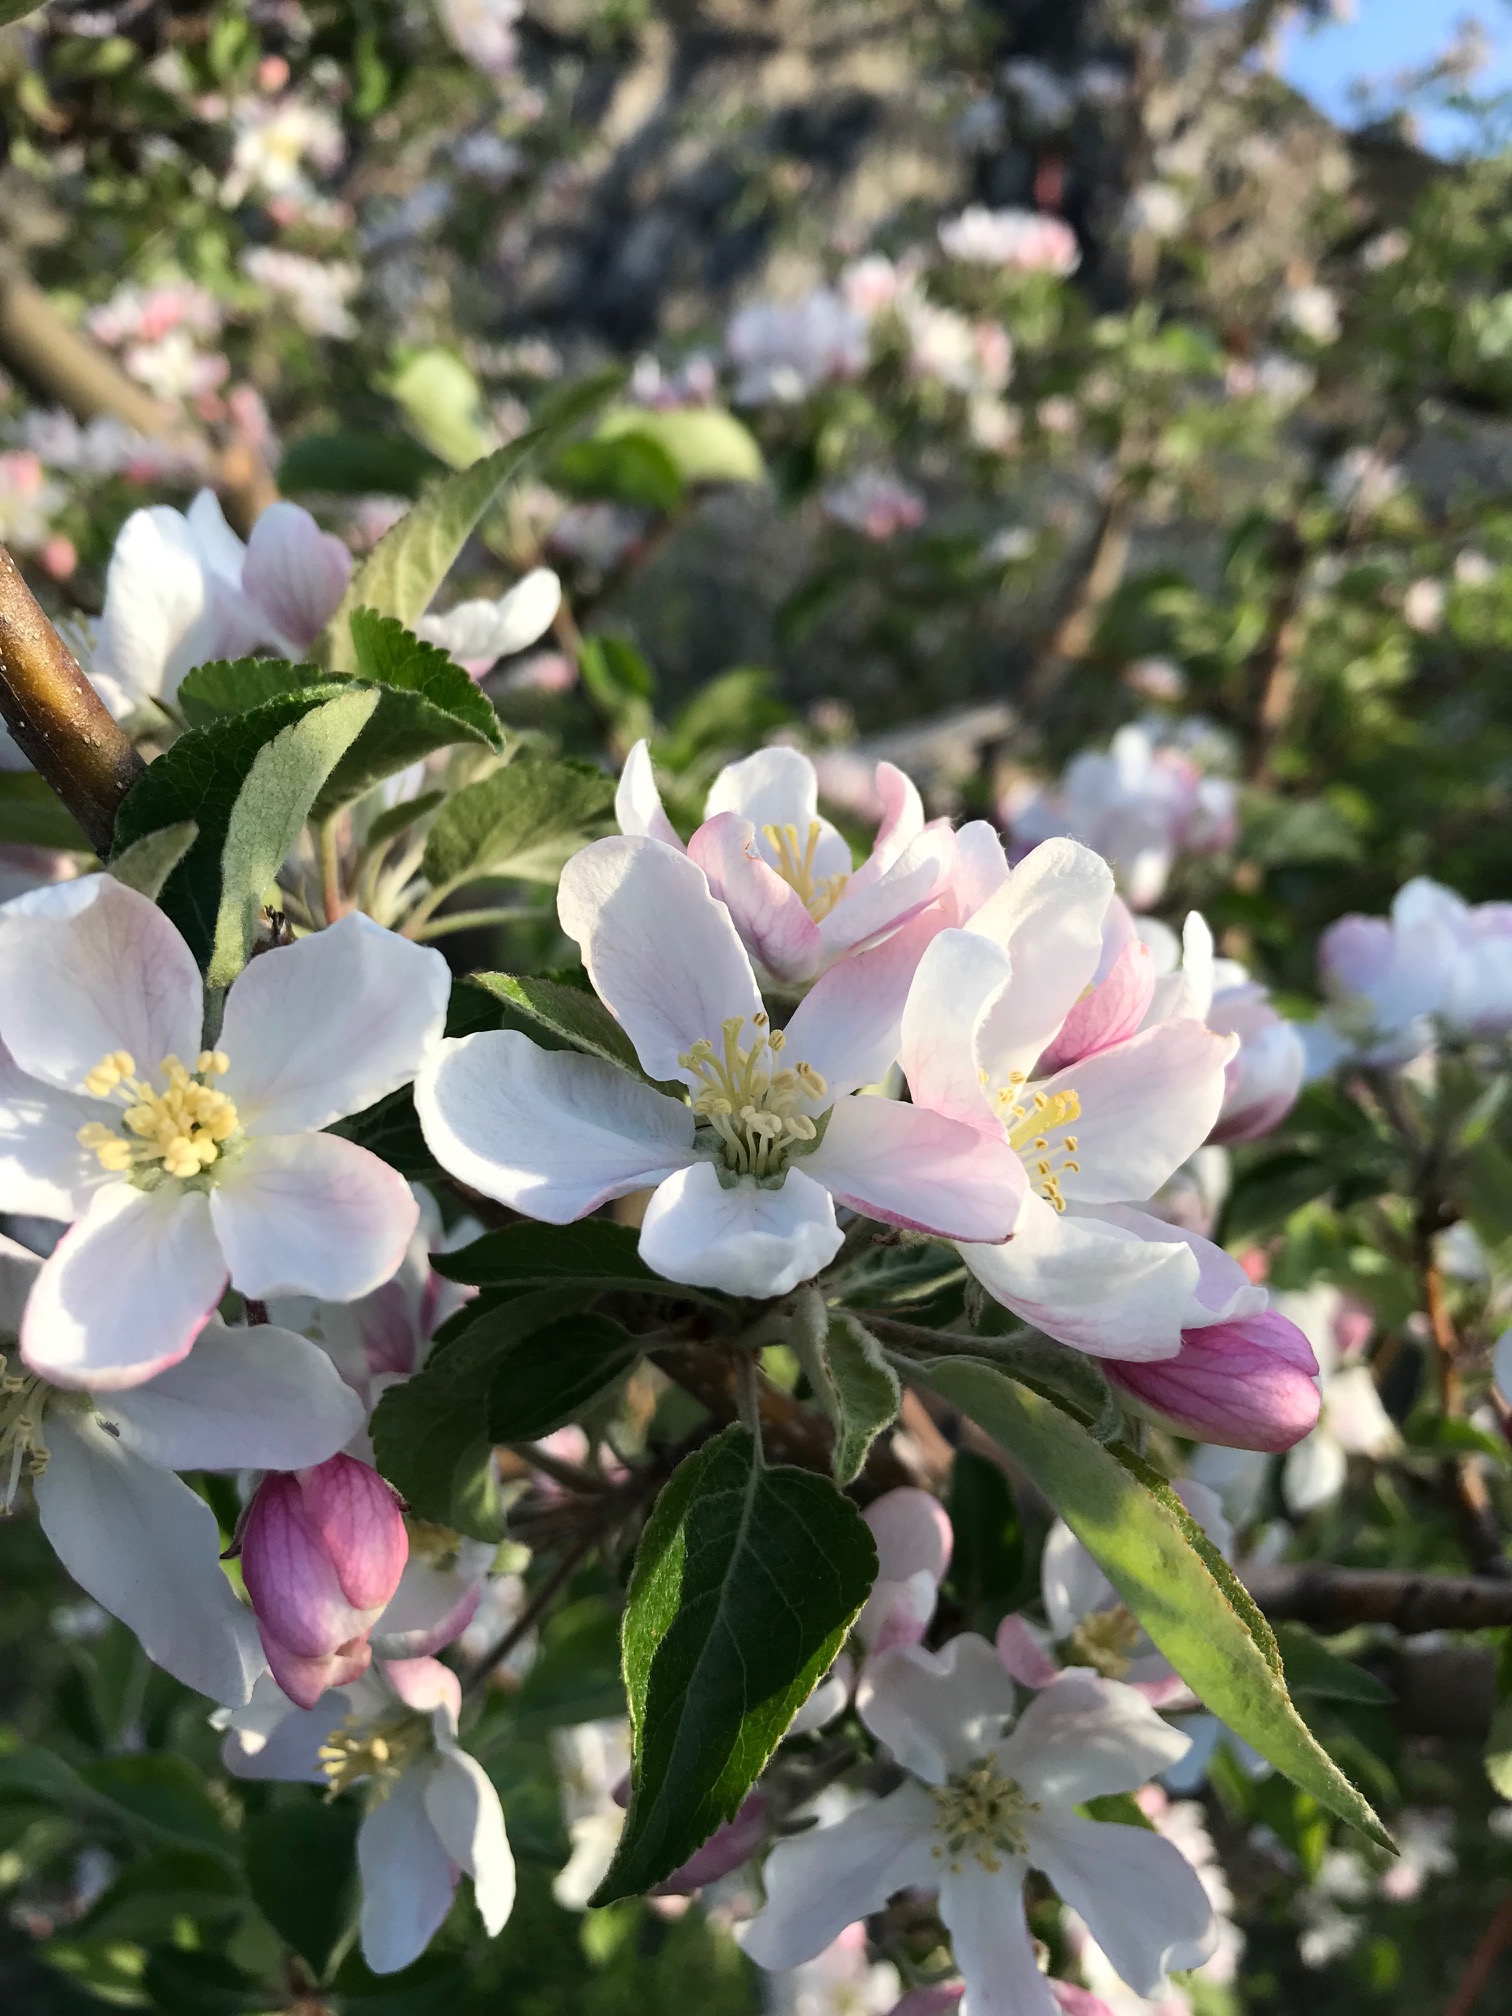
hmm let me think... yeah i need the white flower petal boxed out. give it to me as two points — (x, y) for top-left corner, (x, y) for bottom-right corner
(614, 740), (683, 849)
(687, 813), (822, 984)
(558, 837), (762, 1083)
(0, 1047), (104, 1217)
(416, 1031), (694, 1221)
(358, 1767), (459, 1974)
(36, 1410), (265, 1705)
(817, 826), (956, 963)
(186, 489), (250, 582)
(0, 875), (203, 1095)
(219, 916), (450, 1135)
(1027, 1812), (1216, 1995)
(740, 1780), (939, 1971)
(419, 569), (561, 666)
(1036, 1020), (1233, 1206)
(424, 1744), (515, 1935)
(961, 1194), (1199, 1361)
(1282, 1429), (1347, 1515)
(786, 910), (947, 1099)
(1000, 1671), (1191, 1806)
(1494, 1327), (1512, 1402)
(937, 1862), (1056, 2016)
(858, 1637), (1018, 1786)
(705, 746), (819, 833)
(211, 1133), (419, 1301)
(240, 501), (353, 650)
(91, 506), (217, 711)
(1040, 1521), (1113, 1638)
(967, 840), (1115, 1081)
(638, 1162), (841, 1298)
(22, 1183), (226, 1390)
(102, 1320), (364, 1471)
(899, 928), (1016, 1130)
(804, 1096), (1023, 1242)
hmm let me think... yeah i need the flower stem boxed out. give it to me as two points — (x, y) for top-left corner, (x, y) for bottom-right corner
(0, 543), (143, 856)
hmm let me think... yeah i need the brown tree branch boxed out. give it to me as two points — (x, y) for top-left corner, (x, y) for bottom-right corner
(0, 543), (142, 855)
(1445, 1890), (1512, 2016)
(1244, 1563), (1512, 1633)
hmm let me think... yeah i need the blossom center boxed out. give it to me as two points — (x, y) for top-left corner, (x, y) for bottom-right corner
(318, 1709), (430, 1804)
(76, 1049), (240, 1184)
(1062, 1604), (1139, 1680)
(762, 821), (849, 922)
(679, 1013), (829, 1180)
(930, 1756), (1040, 1873)
(991, 1074), (1082, 1212)
(0, 1352), (50, 1511)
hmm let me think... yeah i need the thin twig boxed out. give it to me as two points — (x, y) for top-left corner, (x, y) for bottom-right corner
(461, 1526), (599, 1694)
(504, 1444), (608, 1495)
(1444, 1889), (1512, 2016)
(1244, 1564), (1512, 1633)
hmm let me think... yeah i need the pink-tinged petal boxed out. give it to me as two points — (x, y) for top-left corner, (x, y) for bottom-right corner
(241, 501), (353, 648)
(853, 762), (926, 885)
(36, 1410), (266, 1707)
(21, 1183), (225, 1390)
(1087, 1207), (1265, 1326)
(219, 915), (450, 1135)
(302, 1455), (409, 1611)
(0, 1042), (107, 1218)
(1025, 1813), (1216, 1994)
(1107, 1309), (1320, 1452)
(653, 1791), (768, 1896)
(1038, 1020), (1235, 1206)
(687, 812), (822, 983)
(241, 1471), (377, 1663)
(966, 839), (1115, 1081)
(638, 1162), (841, 1298)
(705, 745), (819, 833)
(1001, 1669), (1191, 1806)
(786, 908), (949, 1099)
(740, 1780), (940, 1971)
(1135, 1672), (1192, 1708)
(358, 1766), (459, 1974)
(103, 1320), (364, 1471)
(416, 1031), (694, 1221)
(858, 1637), (1018, 1785)
(211, 1133), (418, 1302)
(1208, 1002), (1305, 1145)
(186, 490), (249, 582)
(818, 825), (956, 963)
(614, 739), (683, 849)
(91, 503), (264, 713)
(858, 1568), (939, 1654)
(805, 1097), (1024, 1242)
(263, 1635), (372, 1711)
(943, 820), (1010, 922)
(995, 1615), (1062, 1689)
(0, 875), (202, 1094)
(937, 1864), (1057, 2016)
(557, 837), (762, 1083)
(1036, 941), (1157, 1075)
(864, 1487), (953, 1586)
(899, 928), (1016, 1131)
(424, 1744), (515, 1933)
(961, 1194), (1198, 1361)
(383, 1654), (463, 1724)
(372, 1550), (490, 1660)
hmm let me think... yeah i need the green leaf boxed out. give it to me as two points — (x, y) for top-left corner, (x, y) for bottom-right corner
(945, 1448), (1025, 1617)
(209, 688), (379, 984)
(0, 770), (91, 851)
(596, 406), (765, 486)
(108, 820), (198, 899)
(577, 634), (656, 742)
(244, 1797), (360, 1979)
(593, 1424), (877, 1902)
(0, 1), (48, 25)
(465, 972), (650, 1078)
(420, 750), (614, 888)
(330, 1085), (440, 1183)
(553, 432), (685, 513)
(791, 1307), (900, 1486)
(910, 1359), (1392, 1849)
(387, 347), (495, 469)
(110, 685), (373, 974)
(142, 1948), (277, 2016)
(75, 1850), (244, 1945)
(176, 657), (325, 726)
(81, 1755), (237, 1859)
(279, 429), (444, 498)
(487, 1312), (640, 1442)
(435, 1217), (659, 1290)
(1273, 1624), (1394, 1706)
(362, 789), (446, 853)
(369, 1285), (596, 1537)
(325, 370), (622, 672)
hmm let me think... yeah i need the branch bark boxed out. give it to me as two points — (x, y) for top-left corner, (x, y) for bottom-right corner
(1244, 1563), (1512, 1633)
(0, 543), (142, 855)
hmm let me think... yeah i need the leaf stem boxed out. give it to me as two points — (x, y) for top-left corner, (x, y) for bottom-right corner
(735, 1352), (765, 1467)
(412, 903), (541, 943)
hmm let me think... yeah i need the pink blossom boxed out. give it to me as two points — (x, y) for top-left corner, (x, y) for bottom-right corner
(938, 206), (1080, 275)
(821, 469), (926, 541)
(1105, 1310), (1320, 1452)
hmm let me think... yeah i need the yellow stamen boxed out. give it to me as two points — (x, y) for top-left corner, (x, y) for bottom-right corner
(1062, 1604), (1140, 1680)
(930, 1757), (1040, 1873)
(678, 1015), (829, 1178)
(995, 1086), (1083, 1212)
(761, 820), (850, 922)
(76, 1050), (241, 1182)
(318, 1710), (429, 1803)
(0, 1352), (50, 1512)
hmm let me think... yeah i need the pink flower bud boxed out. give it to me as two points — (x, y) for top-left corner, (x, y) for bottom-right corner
(241, 1455), (409, 1708)
(1106, 1311), (1320, 1453)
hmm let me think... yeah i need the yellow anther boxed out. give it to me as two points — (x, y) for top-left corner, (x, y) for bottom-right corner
(930, 1758), (1040, 1873)
(76, 1047), (241, 1183)
(677, 1014), (830, 1178)
(760, 820), (851, 921)
(998, 1082), (1083, 1212)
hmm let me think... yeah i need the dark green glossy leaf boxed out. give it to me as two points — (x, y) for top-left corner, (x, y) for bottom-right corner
(486, 1312), (640, 1443)
(434, 1217), (657, 1290)
(245, 1796), (360, 1978)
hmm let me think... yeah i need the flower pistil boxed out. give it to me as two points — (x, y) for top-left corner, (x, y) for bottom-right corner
(930, 1755), (1040, 1873)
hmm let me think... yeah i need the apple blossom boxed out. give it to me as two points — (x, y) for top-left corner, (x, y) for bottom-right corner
(0, 1233), (363, 1704)
(417, 836), (1020, 1299)
(415, 565), (563, 676)
(899, 841), (1252, 1359)
(1318, 877), (1512, 1063)
(1277, 1287), (1397, 1515)
(616, 741), (958, 985)
(742, 1638), (1215, 2016)
(0, 875), (449, 1388)
(240, 1453), (409, 1708)
(995, 1482), (1230, 1707)
(726, 290), (870, 405)
(91, 489), (353, 716)
(222, 1655), (514, 1972)
(1105, 1310), (1321, 1454)
(820, 470), (927, 541)
(938, 206), (1080, 274)
(1004, 725), (1236, 911)
(765, 1921), (901, 2016)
